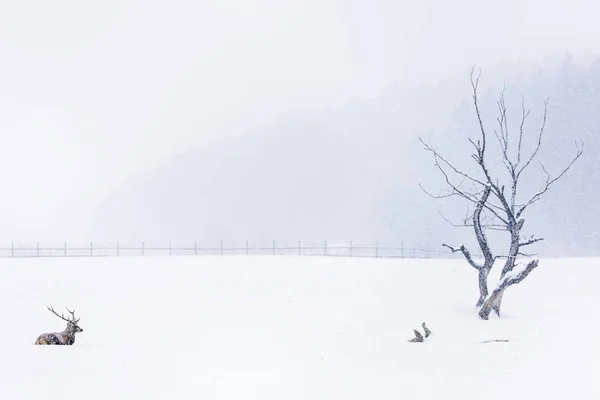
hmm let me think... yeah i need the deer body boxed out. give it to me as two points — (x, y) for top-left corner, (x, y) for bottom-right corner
(35, 306), (83, 346)
(35, 328), (78, 345)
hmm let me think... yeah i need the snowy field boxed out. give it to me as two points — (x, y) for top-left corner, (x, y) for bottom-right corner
(0, 255), (598, 399)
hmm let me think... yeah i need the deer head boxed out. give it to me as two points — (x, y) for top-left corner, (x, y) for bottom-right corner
(47, 305), (83, 333)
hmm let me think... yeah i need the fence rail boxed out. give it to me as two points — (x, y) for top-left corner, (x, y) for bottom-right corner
(0, 241), (470, 259)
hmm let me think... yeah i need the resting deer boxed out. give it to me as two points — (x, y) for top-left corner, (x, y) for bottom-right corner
(35, 306), (83, 345)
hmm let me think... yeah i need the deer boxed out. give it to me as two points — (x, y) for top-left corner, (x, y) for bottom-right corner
(34, 305), (83, 345)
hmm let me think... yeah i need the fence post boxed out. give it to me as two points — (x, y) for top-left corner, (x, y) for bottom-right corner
(401, 241), (404, 259)
(324, 240), (327, 256)
(64, 242), (67, 257)
(427, 242), (430, 258)
(220, 241), (224, 255)
(11, 242), (14, 258)
(37, 242), (40, 257)
(169, 241), (172, 256)
(90, 242), (93, 256)
(142, 242), (145, 256)
(272, 241), (276, 255)
(298, 240), (301, 256)
(349, 240), (353, 257)
(194, 241), (197, 256)
(117, 241), (119, 257)
(246, 240), (249, 255)
(375, 241), (379, 258)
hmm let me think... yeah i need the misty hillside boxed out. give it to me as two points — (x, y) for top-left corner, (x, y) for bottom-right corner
(91, 56), (599, 257)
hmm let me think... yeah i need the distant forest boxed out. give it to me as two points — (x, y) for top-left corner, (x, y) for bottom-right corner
(92, 55), (600, 257)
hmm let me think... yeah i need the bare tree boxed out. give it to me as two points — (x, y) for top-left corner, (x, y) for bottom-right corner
(420, 66), (583, 319)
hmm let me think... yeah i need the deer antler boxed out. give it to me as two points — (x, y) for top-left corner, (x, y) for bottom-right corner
(65, 307), (79, 322)
(48, 305), (77, 323)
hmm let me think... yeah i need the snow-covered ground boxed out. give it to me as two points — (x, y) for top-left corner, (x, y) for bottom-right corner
(0, 255), (598, 399)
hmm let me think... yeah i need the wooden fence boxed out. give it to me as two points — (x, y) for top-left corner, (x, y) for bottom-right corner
(0, 241), (467, 259)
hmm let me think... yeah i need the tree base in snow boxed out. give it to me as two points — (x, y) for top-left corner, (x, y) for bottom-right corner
(479, 259), (539, 320)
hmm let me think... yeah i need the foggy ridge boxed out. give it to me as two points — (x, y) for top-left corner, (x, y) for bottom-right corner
(91, 56), (600, 257)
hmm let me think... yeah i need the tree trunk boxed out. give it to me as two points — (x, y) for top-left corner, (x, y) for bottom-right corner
(492, 292), (503, 316)
(479, 259), (538, 320)
(491, 219), (523, 315)
(472, 186), (494, 307)
(479, 288), (503, 319)
(476, 267), (491, 307)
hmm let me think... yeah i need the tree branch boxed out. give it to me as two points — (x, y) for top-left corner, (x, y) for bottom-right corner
(519, 237), (544, 247)
(516, 98), (548, 179)
(516, 97), (530, 168)
(493, 89), (516, 177)
(442, 244), (482, 270)
(473, 186), (494, 263)
(516, 141), (584, 219)
(496, 259), (539, 289)
(419, 137), (509, 224)
(420, 138), (488, 187)
(463, 74), (516, 224)
(470, 65), (487, 157)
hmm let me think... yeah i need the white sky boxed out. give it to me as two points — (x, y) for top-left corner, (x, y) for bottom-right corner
(0, 0), (598, 241)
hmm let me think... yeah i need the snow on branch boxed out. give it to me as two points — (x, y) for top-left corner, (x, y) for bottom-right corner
(495, 259), (539, 291)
